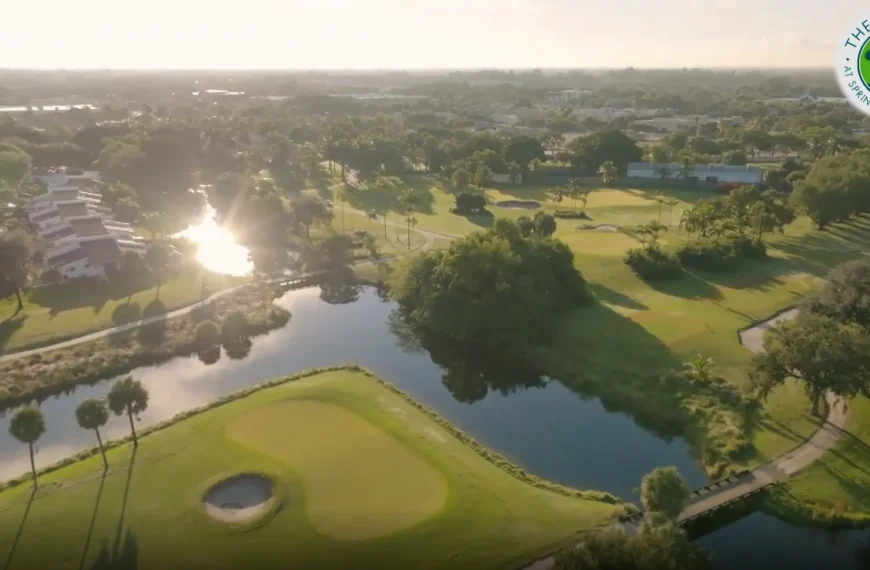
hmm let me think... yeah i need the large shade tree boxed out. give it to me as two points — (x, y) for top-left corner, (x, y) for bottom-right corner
(9, 407), (46, 485)
(389, 219), (589, 351)
(805, 259), (870, 331)
(75, 398), (110, 469)
(751, 313), (870, 415)
(107, 376), (150, 445)
(0, 230), (34, 310)
(640, 466), (690, 520)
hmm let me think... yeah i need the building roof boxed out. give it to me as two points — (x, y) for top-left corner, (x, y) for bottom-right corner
(46, 246), (87, 268)
(31, 208), (60, 223)
(55, 201), (90, 218)
(628, 162), (762, 174)
(69, 217), (109, 238)
(41, 224), (76, 241)
(79, 237), (121, 266)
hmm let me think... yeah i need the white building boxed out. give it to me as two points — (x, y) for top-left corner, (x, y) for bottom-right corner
(627, 162), (763, 185)
(33, 170), (101, 188)
(46, 235), (123, 280)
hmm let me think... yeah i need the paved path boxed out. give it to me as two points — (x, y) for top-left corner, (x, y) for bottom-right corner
(0, 219), (446, 364)
(520, 307), (850, 570)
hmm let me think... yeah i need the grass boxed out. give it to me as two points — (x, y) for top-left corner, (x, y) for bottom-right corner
(354, 175), (870, 516)
(764, 396), (870, 526)
(0, 369), (618, 570)
(228, 399), (448, 540)
(0, 267), (246, 354)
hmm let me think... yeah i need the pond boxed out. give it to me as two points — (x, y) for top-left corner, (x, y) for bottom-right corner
(0, 286), (867, 568)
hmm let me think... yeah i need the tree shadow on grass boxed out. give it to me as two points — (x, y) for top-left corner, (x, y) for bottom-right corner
(3, 485), (36, 570)
(646, 271), (723, 301)
(535, 303), (690, 440)
(588, 283), (649, 311)
(90, 449), (139, 570)
(456, 209), (494, 230)
(111, 303), (141, 327)
(0, 315), (26, 353)
(78, 471), (108, 570)
(486, 184), (553, 202)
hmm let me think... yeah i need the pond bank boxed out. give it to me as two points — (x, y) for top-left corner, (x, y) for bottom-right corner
(0, 282), (290, 410)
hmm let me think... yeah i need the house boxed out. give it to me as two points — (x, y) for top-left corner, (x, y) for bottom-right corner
(45, 235), (122, 280)
(33, 170), (101, 187)
(627, 162), (763, 185)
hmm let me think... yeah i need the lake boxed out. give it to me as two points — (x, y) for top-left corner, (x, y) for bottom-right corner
(0, 286), (867, 569)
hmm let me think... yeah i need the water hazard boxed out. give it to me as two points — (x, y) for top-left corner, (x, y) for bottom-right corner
(0, 286), (867, 568)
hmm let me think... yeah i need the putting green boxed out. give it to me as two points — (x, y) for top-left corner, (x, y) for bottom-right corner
(227, 400), (448, 539)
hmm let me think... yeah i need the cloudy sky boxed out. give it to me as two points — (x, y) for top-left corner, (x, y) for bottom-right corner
(0, 0), (860, 69)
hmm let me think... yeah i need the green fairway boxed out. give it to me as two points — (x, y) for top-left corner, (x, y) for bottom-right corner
(359, 176), (870, 515)
(227, 399), (448, 540)
(0, 267), (245, 353)
(0, 369), (617, 570)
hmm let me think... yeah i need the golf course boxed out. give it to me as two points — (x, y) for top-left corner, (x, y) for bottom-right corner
(0, 369), (618, 570)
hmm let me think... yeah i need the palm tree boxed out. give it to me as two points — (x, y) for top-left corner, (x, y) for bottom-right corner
(653, 165), (672, 181)
(677, 158), (695, 180)
(654, 192), (665, 224)
(406, 204), (417, 249)
(636, 224), (652, 250)
(107, 377), (149, 446)
(644, 221), (668, 248)
(76, 399), (110, 470)
(337, 192), (347, 235)
(682, 355), (714, 383)
(578, 189), (590, 212)
(507, 162), (522, 185)
(597, 161), (619, 185)
(663, 198), (680, 227)
(551, 190), (563, 213)
(9, 407), (45, 486)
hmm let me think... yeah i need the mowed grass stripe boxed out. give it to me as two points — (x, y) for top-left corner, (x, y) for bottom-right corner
(227, 400), (448, 540)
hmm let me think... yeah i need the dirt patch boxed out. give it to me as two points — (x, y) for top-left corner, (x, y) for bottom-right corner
(203, 473), (275, 523)
(496, 200), (541, 210)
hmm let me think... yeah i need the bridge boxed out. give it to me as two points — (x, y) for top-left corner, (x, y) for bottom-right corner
(620, 468), (777, 526)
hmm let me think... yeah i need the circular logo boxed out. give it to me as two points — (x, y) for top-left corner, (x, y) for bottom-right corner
(837, 17), (870, 115)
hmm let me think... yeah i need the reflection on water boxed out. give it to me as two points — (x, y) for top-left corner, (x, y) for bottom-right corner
(176, 205), (253, 276)
(0, 286), (864, 568)
(0, 287), (706, 501)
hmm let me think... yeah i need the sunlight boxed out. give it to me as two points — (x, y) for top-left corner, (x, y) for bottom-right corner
(177, 205), (253, 277)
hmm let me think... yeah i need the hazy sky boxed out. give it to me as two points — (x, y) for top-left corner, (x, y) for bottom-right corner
(0, 0), (861, 69)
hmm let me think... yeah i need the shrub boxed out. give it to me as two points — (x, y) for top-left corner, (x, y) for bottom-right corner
(624, 247), (682, 280)
(194, 319), (220, 348)
(731, 236), (767, 259)
(222, 310), (249, 343)
(677, 242), (742, 271)
(453, 192), (487, 214)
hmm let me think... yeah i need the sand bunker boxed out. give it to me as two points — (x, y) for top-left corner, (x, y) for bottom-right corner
(594, 224), (620, 231)
(496, 200), (541, 209)
(203, 474), (274, 523)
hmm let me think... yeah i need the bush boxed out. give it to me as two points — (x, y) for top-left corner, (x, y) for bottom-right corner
(453, 192), (487, 214)
(624, 247), (682, 280)
(678, 237), (766, 272)
(194, 319), (220, 348)
(677, 242), (742, 271)
(222, 310), (249, 343)
(731, 236), (767, 259)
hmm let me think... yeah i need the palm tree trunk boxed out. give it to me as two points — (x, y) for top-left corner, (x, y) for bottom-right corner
(407, 219), (411, 250)
(811, 391), (822, 417)
(341, 203), (345, 235)
(28, 443), (37, 486)
(95, 428), (108, 470)
(384, 212), (387, 238)
(127, 409), (138, 446)
(15, 288), (24, 310)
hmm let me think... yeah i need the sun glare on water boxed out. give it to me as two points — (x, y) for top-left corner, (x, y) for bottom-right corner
(177, 206), (253, 277)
